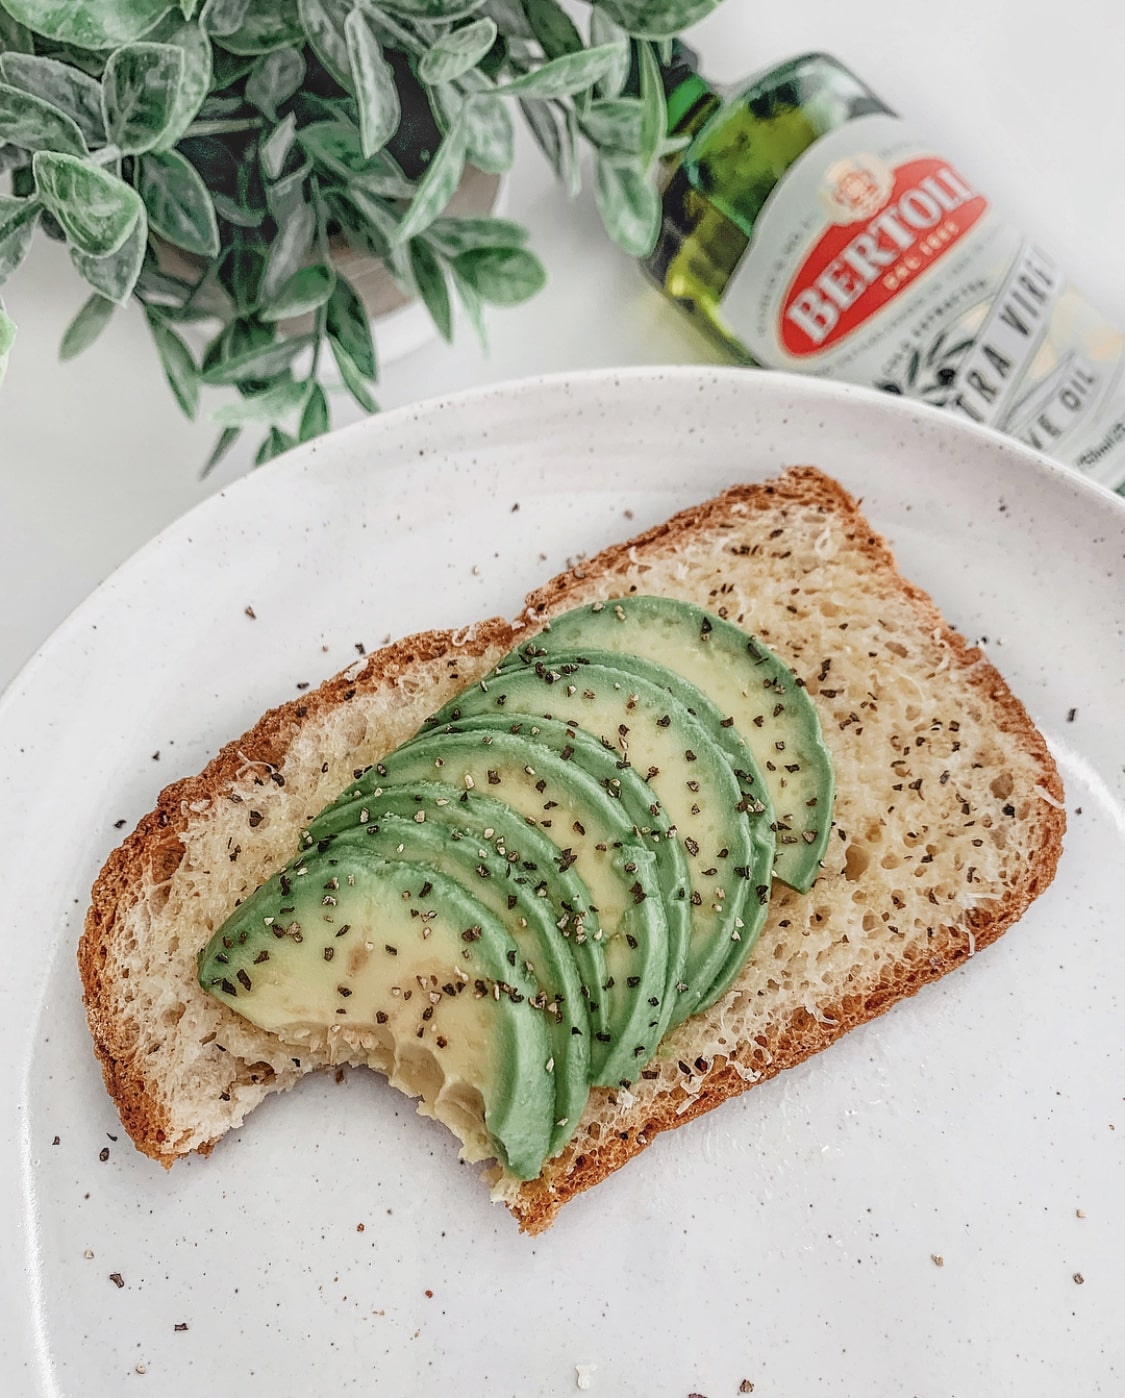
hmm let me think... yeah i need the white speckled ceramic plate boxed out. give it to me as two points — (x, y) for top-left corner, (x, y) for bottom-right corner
(3, 369), (1124, 1398)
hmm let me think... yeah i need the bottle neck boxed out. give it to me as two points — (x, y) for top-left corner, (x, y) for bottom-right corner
(664, 69), (721, 142)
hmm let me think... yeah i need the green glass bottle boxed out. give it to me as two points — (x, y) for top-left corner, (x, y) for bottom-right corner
(645, 51), (1125, 492)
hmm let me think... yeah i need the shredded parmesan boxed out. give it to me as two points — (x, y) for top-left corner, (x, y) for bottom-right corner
(1034, 784), (1066, 810)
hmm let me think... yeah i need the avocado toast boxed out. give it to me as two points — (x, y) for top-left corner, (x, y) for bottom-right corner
(80, 467), (1065, 1232)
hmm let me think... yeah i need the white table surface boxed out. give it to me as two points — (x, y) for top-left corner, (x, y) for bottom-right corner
(2, 0), (1121, 694)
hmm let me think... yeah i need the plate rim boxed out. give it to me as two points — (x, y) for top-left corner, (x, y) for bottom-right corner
(3, 365), (1123, 724)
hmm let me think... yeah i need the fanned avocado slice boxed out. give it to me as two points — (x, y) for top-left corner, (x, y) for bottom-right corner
(318, 809), (589, 1157)
(198, 857), (555, 1180)
(423, 658), (772, 1023)
(308, 779), (611, 1058)
(378, 725), (686, 1087)
(511, 597), (834, 892)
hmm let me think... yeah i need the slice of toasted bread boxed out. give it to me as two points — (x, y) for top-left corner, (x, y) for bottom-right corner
(80, 468), (1065, 1230)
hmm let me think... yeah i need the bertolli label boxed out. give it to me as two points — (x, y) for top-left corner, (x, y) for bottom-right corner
(720, 113), (1125, 488)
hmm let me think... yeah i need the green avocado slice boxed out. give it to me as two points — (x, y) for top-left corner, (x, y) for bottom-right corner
(377, 725), (686, 1087)
(308, 779), (611, 1058)
(424, 658), (771, 1023)
(318, 808), (589, 1157)
(198, 857), (555, 1180)
(512, 597), (834, 892)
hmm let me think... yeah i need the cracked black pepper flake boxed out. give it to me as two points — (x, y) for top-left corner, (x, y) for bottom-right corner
(109, 1273), (124, 1288)
(98, 1146), (109, 1162)
(174, 1322), (189, 1331)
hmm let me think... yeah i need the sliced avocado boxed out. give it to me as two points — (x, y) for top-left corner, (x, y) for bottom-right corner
(308, 778), (611, 1057)
(373, 725), (686, 1087)
(199, 857), (554, 1180)
(319, 807), (589, 1156)
(424, 658), (771, 1023)
(512, 597), (834, 892)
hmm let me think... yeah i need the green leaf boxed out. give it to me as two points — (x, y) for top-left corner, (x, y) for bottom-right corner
(0, 194), (40, 281)
(579, 97), (643, 159)
(424, 214), (527, 257)
(103, 43), (185, 154)
(562, 101), (580, 196)
(409, 237), (451, 340)
(296, 0), (350, 86)
(298, 381), (329, 440)
(418, 17), (496, 83)
(325, 270), (376, 379)
(0, 83), (87, 155)
(594, 156), (659, 255)
(255, 425), (295, 464)
(479, 0), (530, 37)
(637, 40), (665, 172)
(494, 44), (622, 98)
(201, 424), (240, 477)
(147, 14), (213, 150)
(213, 0), (302, 55)
(525, 0), (581, 58)
(0, 54), (105, 147)
(200, 0), (251, 36)
(588, 10), (628, 98)
(137, 149), (219, 256)
(519, 95), (562, 176)
(298, 121), (415, 197)
(69, 210), (147, 301)
(213, 376), (307, 425)
(245, 45), (305, 120)
(211, 191), (264, 227)
(261, 262), (335, 321)
(332, 184), (399, 253)
(0, 1), (173, 49)
(260, 110), (296, 179)
(202, 334), (314, 385)
(0, 300), (14, 386)
(448, 260), (485, 347)
(147, 309), (200, 417)
(461, 91), (512, 173)
(393, 122), (467, 245)
(377, 0), (486, 16)
(345, 9), (400, 159)
(202, 313), (271, 373)
(260, 190), (314, 301)
(59, 291), (116, 360)
(588, 0), (723, 40)
(264, 159), (308, 221)
(330, 338), (378, 412)
(0, 12), (35, 53)
(453, 244), (544, 304)
(209, 47), (255, 84)
(33, 151), (144, 255)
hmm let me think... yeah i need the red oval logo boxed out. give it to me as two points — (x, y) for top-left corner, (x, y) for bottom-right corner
(780, 158), (988, 358)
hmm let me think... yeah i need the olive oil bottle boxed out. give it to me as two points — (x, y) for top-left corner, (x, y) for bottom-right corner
(645, 51), (1125, 491)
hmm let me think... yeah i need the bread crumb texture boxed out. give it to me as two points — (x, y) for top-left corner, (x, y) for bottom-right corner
(79, 469), (1064, 1228)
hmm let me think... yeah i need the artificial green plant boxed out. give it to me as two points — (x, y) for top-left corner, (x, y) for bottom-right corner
(0, 0), (722, 466)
